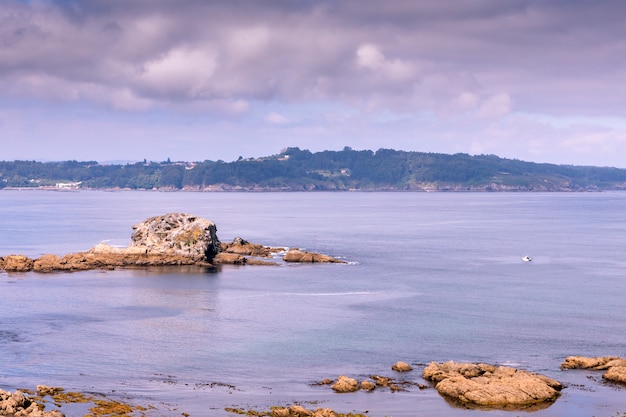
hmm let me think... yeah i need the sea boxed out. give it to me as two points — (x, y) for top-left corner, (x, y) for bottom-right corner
(1, 190), (625, 417)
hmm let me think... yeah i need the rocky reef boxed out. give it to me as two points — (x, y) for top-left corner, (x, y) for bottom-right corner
(0, 213), (345, 273)
(422, 361), (562, 410)
(561, 355), (626, 384)
(0, 387), (63, 417)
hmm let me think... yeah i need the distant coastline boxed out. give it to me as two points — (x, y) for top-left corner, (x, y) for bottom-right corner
(2, 147), (626, 192)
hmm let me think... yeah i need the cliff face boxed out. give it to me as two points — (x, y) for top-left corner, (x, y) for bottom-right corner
(129, 213), (220, 261)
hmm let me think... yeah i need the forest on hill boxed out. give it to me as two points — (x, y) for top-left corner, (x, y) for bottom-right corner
(2, 147), (626, 191)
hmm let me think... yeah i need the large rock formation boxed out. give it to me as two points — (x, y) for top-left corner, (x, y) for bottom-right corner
(129, 213), (220, 261)
(561, 355), (626, 384)
(422, 361), (562, 409)
(0, 213), (347, 273)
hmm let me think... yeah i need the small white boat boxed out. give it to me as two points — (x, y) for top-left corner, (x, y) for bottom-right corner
(522, 256), (532, 262)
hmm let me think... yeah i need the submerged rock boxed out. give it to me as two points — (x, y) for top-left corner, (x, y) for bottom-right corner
(422, 361), (562, 409)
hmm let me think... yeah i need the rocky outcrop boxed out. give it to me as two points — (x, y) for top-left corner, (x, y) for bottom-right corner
(283, 248), (346, 263)
(392, 361), (413, 372)
(1, 214), (348, 273)
(331, 376), (359, 393)
(604, 366), (626, 384)
(227, 405), (341, 417)
(0, 388), (64, 417)
(317, 370), (423, 394)
(220, 237), (282, 257)
(269, 406), (341, 417)
(560, 355), (624, 370)
(422, 361), (562, 409)
(561, 355), (626, 384)
(29, 246), (201, 272)
(130, 213), (220, 261)
(2, 255), (34, 272)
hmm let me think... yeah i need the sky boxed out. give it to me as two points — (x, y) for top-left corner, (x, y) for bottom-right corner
(1, 0), (626, 167)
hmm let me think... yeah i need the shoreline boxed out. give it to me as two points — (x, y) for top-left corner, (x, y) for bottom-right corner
(3, 358), (624, 417)
(2, 186), (624, 193)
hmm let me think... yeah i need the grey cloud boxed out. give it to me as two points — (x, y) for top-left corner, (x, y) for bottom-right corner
(1, 0), (626, 117)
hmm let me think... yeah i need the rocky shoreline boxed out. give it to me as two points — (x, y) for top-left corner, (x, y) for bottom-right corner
(3, 356), (624, 416)
(0, 213), (346, 273)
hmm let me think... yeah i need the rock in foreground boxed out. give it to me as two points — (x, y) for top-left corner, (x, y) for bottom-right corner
(0, 388), (64, 416)
(422, 361), (562, 409)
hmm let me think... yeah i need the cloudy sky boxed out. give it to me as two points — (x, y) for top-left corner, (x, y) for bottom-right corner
(1, 0), (626, 167)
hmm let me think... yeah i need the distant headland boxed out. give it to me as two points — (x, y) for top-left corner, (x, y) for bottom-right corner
(2, 147), (626, 192)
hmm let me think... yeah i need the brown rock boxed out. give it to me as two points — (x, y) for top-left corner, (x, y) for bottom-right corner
(603, 366), (626, 384)
(360, 380), (376, 391)
(562, 356), (626, 385)
(561, 355), (622, 370)
(220, 237), (280, 257)
(423, 361), (562, 409)
(271, 408), (292, 417)
(36, 385), (63, 396)
(33, 254), (63, 272)
(271, 407), (338, 417)
(311, 409), (338, 417)
(288, 405), (312, 416)
(331, 375), (359, 393)
(0, 388), (65, 417)
(3, 255), (34, 272)
(213, 252), (247, 265)
(392, 361), (413, 372)
(283, 249), (345, 263)
(370, 375), (391, 387)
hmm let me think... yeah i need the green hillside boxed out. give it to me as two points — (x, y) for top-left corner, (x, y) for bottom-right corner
(2, 147), (626, 191)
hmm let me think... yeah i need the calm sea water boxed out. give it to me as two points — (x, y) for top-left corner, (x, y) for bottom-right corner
(1, 190), (625, 417)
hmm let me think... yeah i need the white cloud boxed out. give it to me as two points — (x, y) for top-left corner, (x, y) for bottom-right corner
(2, 1), (626, 166)
(356, 44), (414, 81)
(454, 92), (480, 111)
(478, 94), (513, 119)
(265, 112), (289, 124)
(137, 47), (218, 98)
